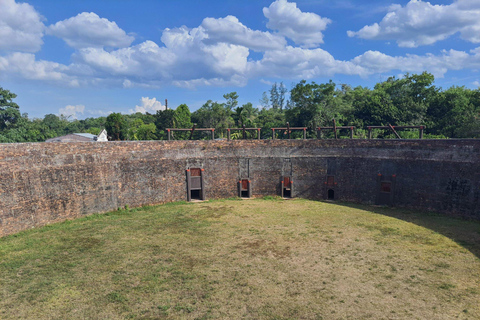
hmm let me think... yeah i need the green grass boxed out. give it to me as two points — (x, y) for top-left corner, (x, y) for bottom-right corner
(1, 199), (479, 319)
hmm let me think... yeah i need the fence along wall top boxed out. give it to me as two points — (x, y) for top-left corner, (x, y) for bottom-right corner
(165, 122), (426, 140)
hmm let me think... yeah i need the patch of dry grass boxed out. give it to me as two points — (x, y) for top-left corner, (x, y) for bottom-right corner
(1, 199), (479, 319)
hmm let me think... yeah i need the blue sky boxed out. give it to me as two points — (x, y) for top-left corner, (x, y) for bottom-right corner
(1, 0), (480, 119)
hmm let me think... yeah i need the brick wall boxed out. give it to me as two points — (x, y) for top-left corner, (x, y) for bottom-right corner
(0, 139), (478, 237)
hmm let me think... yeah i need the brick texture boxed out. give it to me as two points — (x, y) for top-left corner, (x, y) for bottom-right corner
(0, 139), (478, 237)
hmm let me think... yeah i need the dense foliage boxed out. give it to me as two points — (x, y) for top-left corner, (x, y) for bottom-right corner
(0, 72), (478, 142)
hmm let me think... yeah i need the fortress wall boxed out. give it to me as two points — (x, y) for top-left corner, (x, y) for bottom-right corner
(0, 139), (478, 237)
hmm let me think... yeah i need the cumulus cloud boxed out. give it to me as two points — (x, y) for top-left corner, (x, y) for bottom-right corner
(0, 52), (79, 86)
(245, 44), (480, 80)
(172, 75), (248, 89)
(129, 97), (165, 114)
(161, 25), (250, 85)
(263, 0), (331, 48)
(248, 46), (363, 79)
(200, 15), (286, 51)
(351, 48), (480, 78)
(3, 0), (480, 90)
(0, 0), (45, 52)
(47, 12), (134, 49)
(74, 40), (175, 78)
(59, 104), (85, 119)
(348, 0), (480, 47)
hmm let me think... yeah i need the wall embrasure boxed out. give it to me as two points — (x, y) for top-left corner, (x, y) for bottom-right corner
(0, 139), (479, 237)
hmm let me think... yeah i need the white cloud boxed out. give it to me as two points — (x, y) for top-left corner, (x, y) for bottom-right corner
(202, 42), (249, 75)
(263, 0), (331, 48)
(351, 48), (480, 78)
(473, 80), (480, 87)
(0, 0), (44, 52)
(0, 52), (79, 85)
(200, 15), (286, 51)
(71, 25), (252, 88)
(172, 74), (248, 89)
(348, 0), (480, 47)
(47, 12), (134, 49)
(246, 45), (480, 80)
(74, 40), (175, 78)
(59, 104), (85, 119)
(3, 0), (480, 90)
(248, 46), (363, 79)
(129, 97), (165, 114)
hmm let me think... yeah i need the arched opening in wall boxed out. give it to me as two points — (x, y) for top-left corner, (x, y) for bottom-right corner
(187, 168), (204, 201)
(328, 189), (335, 200)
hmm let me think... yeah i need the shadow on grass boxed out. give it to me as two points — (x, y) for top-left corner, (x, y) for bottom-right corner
(329, 201), (480, 260)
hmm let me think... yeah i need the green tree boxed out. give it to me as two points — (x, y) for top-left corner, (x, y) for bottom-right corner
(127, 118), (145, 140)
(172, 104), (193, 140)
(223, 92), (239, 111)
(260, 92), (270, 109)
(154, 109), (175, 139)
(233, 102), (258, 127)
(269, 82), (288, 110)
(192, 100), (234, 138)
(0, 87), (21, 131)
(287, 80), (346, 137)
(351, 72), (436, 138)
(427, 86), (480, 138)
(137, 123), (157, 140)
(174, 104), (193, 128)
(105, 113), (127, 140)
(42, 114), (68, 136)
(257, 108), (285, 139)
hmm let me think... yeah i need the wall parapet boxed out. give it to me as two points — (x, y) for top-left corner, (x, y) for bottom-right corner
(1, 139), (479, 237)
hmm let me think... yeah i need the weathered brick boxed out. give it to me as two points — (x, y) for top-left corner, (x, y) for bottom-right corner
(0, 139), (478, 237)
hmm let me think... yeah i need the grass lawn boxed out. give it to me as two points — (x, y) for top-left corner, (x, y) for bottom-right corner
(1, 198), (479, 319)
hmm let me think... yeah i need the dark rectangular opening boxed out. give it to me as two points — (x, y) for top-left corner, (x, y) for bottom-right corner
(188, 168), (203, 201)
(283, 189), (292, 198)
(327, 176), (334, 186)
(191, 189), (201, 200)
(381, 182), (391, 193)
(240, 179), (250, 198)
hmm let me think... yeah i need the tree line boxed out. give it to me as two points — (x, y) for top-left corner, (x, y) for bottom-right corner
(0, 72), (479, 143)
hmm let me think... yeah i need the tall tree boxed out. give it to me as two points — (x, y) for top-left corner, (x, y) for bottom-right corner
(154, 109), (175, 139)
(287, 80), (341, 132)
(278, 82), (288, 111)
(173, 104), (193, 139)
(233, 102), (259, 128)
(105, 113), (127, 140)
(0, 87), (21, 131)
(352, 72), (436, 130)
(270, 83), (279, 110)
(427, 86), (480, 138)
(174, 104), (193, 128)
(191, 100), (234, 138)
(223, 92), (239, 111)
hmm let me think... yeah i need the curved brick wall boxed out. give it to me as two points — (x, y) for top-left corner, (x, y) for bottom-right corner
(0, 139), (479, 237)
